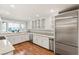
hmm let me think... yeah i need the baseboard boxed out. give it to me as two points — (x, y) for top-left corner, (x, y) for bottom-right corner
(13, 40), (30, 46)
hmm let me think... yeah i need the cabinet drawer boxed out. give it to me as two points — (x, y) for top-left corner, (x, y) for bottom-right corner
(55, 42), (78, 55)
(6, 36), (15, 45)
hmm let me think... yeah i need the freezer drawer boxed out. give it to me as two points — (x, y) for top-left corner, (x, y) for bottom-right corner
(55, 42), (78, 55)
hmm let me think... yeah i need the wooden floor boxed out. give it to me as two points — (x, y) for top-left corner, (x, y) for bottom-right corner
(14, 41), (54, 55)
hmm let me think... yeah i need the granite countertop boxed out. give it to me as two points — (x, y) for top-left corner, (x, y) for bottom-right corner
(34, 33), (55, 38)
(0, 39), (15, 55)
(0, 32), (27, 36)
(29, 31), (55, 38)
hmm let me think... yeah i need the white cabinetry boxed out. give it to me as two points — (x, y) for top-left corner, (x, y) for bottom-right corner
(33, 34), (49, 49)
(33, 34), (38, 44)
(14, 35), (22, 44)
(42, 37), (49, 49)
(7, 36), (15, 45)
(6, 33), (29, 45)
(3, 51), (14, 55)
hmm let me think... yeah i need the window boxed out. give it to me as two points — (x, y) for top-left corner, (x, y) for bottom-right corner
(1, 21), (26, 33)
(8, 23), (20, 32)
(1, 22), (7, 32)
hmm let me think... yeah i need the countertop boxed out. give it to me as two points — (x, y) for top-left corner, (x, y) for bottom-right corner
(30, 32), (55, 39)
(0, 32), (28, 36)
(0, 39), (15, 55)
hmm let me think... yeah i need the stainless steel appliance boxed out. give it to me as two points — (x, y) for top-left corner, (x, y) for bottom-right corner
(49, 38), (54, 51)
(55, 10), (79, 55)
(29, 33), (33, 42)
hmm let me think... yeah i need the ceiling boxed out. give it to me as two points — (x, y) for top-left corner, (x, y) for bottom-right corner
(0, 4), (78, 21)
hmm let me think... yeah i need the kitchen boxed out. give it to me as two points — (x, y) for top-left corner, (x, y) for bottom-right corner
(0, 4), (79, 55)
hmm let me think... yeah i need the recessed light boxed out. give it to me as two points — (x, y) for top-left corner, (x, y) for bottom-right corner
(26, 16), (31, 19)
(0, 17), (2, 21)
(26, 16), (27, 18)
(36, 14), (39, 17)
(10, 5), (15, 8)
(50, 9), (54, 13)
(28, 17), (30, 19)
(6, 11), (10, 15)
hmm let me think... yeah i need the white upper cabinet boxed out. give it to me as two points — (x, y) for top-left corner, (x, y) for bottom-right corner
(6, 33), (29, 45)
(41, 18), (45, 29)
(31, 18), (46, 30)
(29, 16), (55, 30)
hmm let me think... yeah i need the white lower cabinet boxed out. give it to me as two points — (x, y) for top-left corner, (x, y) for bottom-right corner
(33, 34), (49, 49)
(14, 35), (22, 44)
(33, 34), (38, 44)
(7, 36), (15, 45)
(42, 38), (49, 49)
(3, 51), (14, 55)
(6, 33), (29, 45)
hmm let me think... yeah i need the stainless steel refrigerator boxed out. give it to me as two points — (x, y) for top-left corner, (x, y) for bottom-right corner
(55, 10), (79, 55)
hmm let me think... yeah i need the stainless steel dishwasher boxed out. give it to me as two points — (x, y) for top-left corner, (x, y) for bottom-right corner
(49, 38), (54, 52)
(29, 33), (33, 42)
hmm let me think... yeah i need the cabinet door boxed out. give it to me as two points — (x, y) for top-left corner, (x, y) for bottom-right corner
(21, 35), (29, 42)
(14, 34), (29, 44)
(33, 34), (49, 49)
(33, 34), (38, 44)
(26, 34), (29, 40)
(42, 37), (49, 49)
(13, 35), (20, 44)
(36, 35), (42, 46)
(7, 36), (15, 45)
(37, 35), (49, 49)
(7, 34), (29, 45)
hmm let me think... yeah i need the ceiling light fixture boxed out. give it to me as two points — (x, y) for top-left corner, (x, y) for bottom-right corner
(6, 11), (10, 15)
(50, 9), (54, 13)
(10, 5), (15, 8)
(36, 14), (39, 17)
(28, 17), (30, 19)
(0, 17), (2, 21)
(26, 16), (31, 20)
